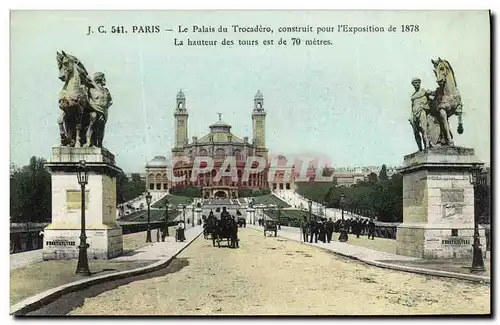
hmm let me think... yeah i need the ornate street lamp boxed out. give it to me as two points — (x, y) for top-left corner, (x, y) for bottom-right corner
(164, 198), (169, 238)
(469, 165), (486, 273)
(278, 206), (282, 230)
(182, 204), (186, 225)
(145, 192), (152, 243)
(308, 199), (312, 221)
(76, 160), (91, 276)
(339, 193), (348, 242)
(191, 205), (195, 226)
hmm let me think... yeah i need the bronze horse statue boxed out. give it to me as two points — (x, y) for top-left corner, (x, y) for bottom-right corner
(428, 58), (464, 147)
(57, 51), (110, 148)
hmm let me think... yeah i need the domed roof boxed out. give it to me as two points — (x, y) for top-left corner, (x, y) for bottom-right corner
(146, 156), (168, 167)
(209, 119), (231, 128)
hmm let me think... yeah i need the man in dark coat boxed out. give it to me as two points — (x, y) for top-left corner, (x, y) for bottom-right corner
(301, 218), (309, 242)
(318, 220), (326, 243)
(368, 219), (376, 240)
(354, 219), (361, 238)
(326, 218), (334, 243)
(230, 216), (239, 248)
(221, 206), (230, 220)
(161, 227), (167, 242)
(334, 220), (340, 233)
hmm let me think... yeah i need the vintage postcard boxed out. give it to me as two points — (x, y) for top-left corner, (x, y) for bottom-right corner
(9, 10), (491, 316)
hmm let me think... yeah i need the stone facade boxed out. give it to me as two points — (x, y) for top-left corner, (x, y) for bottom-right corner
(396, 147), (485, 260)
(147, 90), (270, 199)
(145, 156), (170, 192)
(43, 147), (123, 260)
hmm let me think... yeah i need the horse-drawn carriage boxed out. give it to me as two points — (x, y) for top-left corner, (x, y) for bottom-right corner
(264, 220), (278, 237)
(212, 218), (239, 248)
(203, 214), (239, 248)
(237, 217), (246, 228)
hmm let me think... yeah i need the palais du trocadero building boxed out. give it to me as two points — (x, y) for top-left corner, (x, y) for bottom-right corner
(144, 90), (296, 199)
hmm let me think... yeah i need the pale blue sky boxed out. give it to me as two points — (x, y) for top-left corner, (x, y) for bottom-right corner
(10, 10), (490, 172)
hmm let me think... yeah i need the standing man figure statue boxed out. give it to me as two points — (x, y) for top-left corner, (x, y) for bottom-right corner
(409, 78), (433, 151)
(87, 72), (113, 148)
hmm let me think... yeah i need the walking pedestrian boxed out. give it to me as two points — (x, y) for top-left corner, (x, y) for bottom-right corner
(301, 219), (309, 243)
(326, 218), (334, 243)
(368, 219), (376, 240)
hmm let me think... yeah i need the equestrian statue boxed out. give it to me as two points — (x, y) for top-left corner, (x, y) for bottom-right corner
(56, 50), (112, 148)
(409, 58), (464, 151)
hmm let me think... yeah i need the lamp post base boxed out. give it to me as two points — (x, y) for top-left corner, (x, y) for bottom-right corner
(75, 244), (91, 276)
(470, 245), (486, 273)
(146, 228), (152, 243)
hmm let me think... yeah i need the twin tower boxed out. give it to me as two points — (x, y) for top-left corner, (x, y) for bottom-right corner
(172, 89), (268, 155)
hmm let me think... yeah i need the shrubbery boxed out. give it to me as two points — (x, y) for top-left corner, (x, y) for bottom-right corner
(296, 165), (403, 222)
(238, 188), (271, 197)
(169, 186), (202, 197)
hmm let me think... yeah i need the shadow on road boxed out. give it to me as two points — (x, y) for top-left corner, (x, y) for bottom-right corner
(21, 258), (190, 316)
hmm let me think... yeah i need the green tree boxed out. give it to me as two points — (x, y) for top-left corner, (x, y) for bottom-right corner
(379, 164), (388, 181)
(367, 172), (378, 184)
(116, 172), (146, 204)
(10, 157), (52, 223)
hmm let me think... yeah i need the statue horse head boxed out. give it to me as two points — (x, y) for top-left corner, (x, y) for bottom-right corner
(431, 58), (459, 96)
(57, 51), (93, 90)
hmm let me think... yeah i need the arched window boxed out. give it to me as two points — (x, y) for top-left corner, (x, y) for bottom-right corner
(233, 149), (242, 161)
(215, 148), (226, 160)
(155, 173), (162, 190)
(199, 149), (208, 156)
(163, 174), (168, 190)
(148, 173), (155, 190)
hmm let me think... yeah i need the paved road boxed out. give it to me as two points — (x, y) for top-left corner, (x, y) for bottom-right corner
(68, 228), (489, 316)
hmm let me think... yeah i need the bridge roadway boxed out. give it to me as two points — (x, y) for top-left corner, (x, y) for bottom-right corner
(44, 228), (488, 315)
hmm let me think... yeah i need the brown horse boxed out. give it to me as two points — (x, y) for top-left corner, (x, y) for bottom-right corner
(56, 51), (94, 147)
(428, 58), (464, 146)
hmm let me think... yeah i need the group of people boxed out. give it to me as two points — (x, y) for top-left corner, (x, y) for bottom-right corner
(301, 217), (376, 243)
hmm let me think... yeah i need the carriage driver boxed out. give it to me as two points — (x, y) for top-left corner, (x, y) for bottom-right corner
(221, 206), (231, 220)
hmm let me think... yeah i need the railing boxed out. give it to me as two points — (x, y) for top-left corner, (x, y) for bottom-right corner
(10, 221), (181, 255)
(264, 217), (491, 248)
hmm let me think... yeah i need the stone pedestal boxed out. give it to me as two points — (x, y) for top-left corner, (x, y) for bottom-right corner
(247, 208), (255, 224)
(43, 147), (124, 260)
(396, 147), (485, 260)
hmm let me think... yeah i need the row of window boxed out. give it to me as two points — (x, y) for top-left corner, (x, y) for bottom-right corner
(149, 183), (169, 190)
(272, 183), (291, 190)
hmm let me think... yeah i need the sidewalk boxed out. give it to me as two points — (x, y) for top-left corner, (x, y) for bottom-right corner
(248, 224), (490, 283)
(10, 222), (196, 271)
(11, 225), (203, 314)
